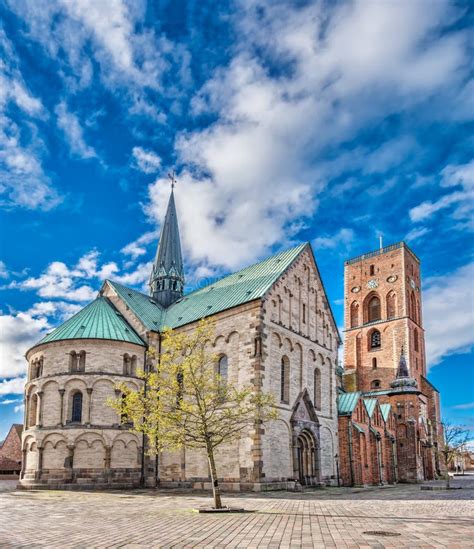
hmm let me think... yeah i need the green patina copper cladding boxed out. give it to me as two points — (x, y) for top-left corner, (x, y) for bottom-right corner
(38, 297), (145, 347)
(363, 398), (377, 418)
(379, 403), (391, 423)
(35, 243), (308, 351)
(107, 280), (164, 331)
(337, 391), (362, 415)
(108, 242), (307, 332)
(352, 422), (365, 433)
(161, 243), (307, 330)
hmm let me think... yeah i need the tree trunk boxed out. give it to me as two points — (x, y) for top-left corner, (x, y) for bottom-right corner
(207, 446), (223, 509)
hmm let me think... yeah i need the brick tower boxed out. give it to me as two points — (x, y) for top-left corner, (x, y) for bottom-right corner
(343, 242), (425, 392)
(340, 242), (442, 482)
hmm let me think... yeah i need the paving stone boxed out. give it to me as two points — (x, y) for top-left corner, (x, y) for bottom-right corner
(0, 475), (473, 548)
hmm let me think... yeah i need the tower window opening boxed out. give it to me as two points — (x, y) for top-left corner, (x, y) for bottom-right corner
(370, 330), (381, 349)
(280, 356), (290, 404)
(370, 265), (375, 276)
(367, 295), (381, 322)
(372, 357), (377, 369)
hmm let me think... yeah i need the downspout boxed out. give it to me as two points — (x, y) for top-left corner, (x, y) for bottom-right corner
(140, 345), (147, 487)
(391, 437), (398, 483)
(348, 420), (355, 486)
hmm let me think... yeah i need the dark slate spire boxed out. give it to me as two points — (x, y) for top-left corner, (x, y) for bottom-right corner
(149, 186), (184, 308)
(396, 346), (409, 378)
(390, 346), (418, 391)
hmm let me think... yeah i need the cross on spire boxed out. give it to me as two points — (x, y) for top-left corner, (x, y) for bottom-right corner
(168, 170), (177, 190)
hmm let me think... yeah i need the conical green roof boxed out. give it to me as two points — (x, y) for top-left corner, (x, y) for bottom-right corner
(37, 297), (145, 347)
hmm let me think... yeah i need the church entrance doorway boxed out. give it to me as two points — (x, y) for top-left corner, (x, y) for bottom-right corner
(296, 429), (319, 485)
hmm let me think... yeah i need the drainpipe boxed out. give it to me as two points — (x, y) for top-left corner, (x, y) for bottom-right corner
(376, 435), (383, 485)
(391, 437), (398, 483)
(348, 420), (355, 487)
(140, 344), (147, 488)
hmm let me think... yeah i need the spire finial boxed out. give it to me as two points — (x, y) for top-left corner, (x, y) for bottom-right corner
(168, 170), (177, 191)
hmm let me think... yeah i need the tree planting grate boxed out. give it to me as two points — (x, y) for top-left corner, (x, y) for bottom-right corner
(363, 531), (401, 537)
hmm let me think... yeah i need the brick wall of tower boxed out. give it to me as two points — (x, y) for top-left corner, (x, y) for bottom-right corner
(343, 243), (425, 393)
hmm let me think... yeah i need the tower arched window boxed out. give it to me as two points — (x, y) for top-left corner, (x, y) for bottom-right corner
(371, 379), (381, 389)
(414, 329), (419, 352)
(123, 354), (131, 375)
(387, 291), (397, 319)
(217, 355), (228, 381)
(313, 368), (321, 411)
(78, 351), (86, 372)
(372, 357), (377, 369)
(410, 291), (417, 323)
(69, 351), (78, 373)
(369, 330), (381, 349)
(280, 356), (290, 404)
(71, 392), (83, 423)
(350, 301), (359, 328)
(368, 295), (381, 322)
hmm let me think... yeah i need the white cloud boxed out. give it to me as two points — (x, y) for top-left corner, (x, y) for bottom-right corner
(0, 377), (26, 396)
(121, 231), (158, 259)
(424, 262), (474, 367)
(410, 161), (474, 223)
(0, 309), (50, 377)
(14, 403), (25, 414)
(114, 261), (152, 288)
(313, 228), (355, 250)
(55, 101), (97, 159)
(453, 402), (474, 410)
(132, 147), (161, 174)
(143, 0), (470, 270)
(0, 398), (22, 405)
(405, 227), (430, 242)
(0, 261), (8, 279)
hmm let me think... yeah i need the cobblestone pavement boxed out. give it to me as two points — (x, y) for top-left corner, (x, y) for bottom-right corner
(0, 476), (473, 548)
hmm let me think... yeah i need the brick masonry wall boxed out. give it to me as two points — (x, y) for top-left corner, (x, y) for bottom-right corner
(344, 245), (426, 393)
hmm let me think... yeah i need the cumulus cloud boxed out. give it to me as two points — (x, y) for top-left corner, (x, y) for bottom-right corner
(132, 147), (161, 174)
(0, 29), (60, 211)
(0, 377), (27, 396)
(142, 0), (470, 271)
(424, 262), (474, 367)
(55, 101), (97, 159)
(121, 231), (158, 259)
(0, 310), (50, 377)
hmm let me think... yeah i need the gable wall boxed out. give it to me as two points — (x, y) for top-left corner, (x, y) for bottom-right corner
(260, 248), (339, 483)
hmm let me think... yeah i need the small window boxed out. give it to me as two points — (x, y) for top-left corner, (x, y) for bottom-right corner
(370, 330), (381, 349)
(371, 380), (381, 389)
(123, 354), (131, 375)
(350, 301), (359, 328)
(370, 265), (375, 276)
(217, 355), (228, 380)
(71, 392), (83, 423)
(302, 303), (306, 324)
(280, 356), (290, 403)
(372, 357), (377, 369)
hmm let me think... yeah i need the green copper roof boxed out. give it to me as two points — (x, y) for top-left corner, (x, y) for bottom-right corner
(352, 422), (365, 434)
(338, 392), (362, 415)
(161, 243), (307, 329)
(106, 280), (164, 331)
(106, 243), (307, 332)
(379, 403), (392, 423)
(363, 398), (377, 418)
(37, 297), (145, 347)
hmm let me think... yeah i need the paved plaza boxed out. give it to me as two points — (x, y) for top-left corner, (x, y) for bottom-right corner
(0, 475), (473, 548)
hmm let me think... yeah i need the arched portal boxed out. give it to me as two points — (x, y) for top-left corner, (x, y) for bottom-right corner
(296, 429), (319, 486)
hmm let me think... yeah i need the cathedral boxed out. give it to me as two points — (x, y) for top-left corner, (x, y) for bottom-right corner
(19, 187), (442, 490)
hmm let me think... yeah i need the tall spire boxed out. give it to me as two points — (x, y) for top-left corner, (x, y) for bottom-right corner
(396, 346), (409, 378)
(149, 181), (184, 308)
(391, 346), (418, 391)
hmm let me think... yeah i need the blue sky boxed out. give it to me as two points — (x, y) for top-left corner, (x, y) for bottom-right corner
(0, 0), (473, 440)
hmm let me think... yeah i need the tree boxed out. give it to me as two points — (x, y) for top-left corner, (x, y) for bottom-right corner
(111, 319), (277, 509)
(439, 422), (471, 488)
